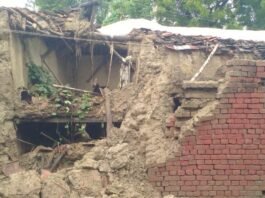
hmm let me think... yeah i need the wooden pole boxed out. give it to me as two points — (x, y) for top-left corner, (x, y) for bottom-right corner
(53, 84), (96, 94)
(190, 44), (219, 82)
(103, 88), (113, 138)
(106, 42), (114, 87)
(49, 149), (67, 172)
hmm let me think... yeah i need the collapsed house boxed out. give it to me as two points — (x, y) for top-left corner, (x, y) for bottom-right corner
(1, 3), (265, 198)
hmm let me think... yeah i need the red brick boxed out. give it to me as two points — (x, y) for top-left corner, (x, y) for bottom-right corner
(232, 170), (241, 175)
(213, 186), (227, 191)
(194, 169), (201, 175)
(231, 190), (240, 196)
(155, 187), (164, 191)
(164, 176), (179, 181)
(177, 169), (185, 176)
(197, 185), (213, 191)
(229, 175), (245, 180)
(198, 165), (213, 170)
(186, 191), (201, 197)
(181, 185), (196, 191)
(149, 176), (163, 182)
(248, 104), (264, 109)
(214, 164), (229, 170)
(217, 170), (225, 175)
(201, 170), (211, 175)
(213, 175), (228, 181)
(162, 181), (169, 187)
(224, 181), (231, 186)
(245, 175), (260, 180)
(165, 186), (180, 192)
(197, 175), (212, 181)
(181, 175), (195, 181)
(209, 191), (217, 196)
(186, 169), (193, 175)
(169, 170), (177, 176)
(233, 103), (248, 108)
(246, 164), (261, 170)
(195, 155), (211, 160)
(197, 139), (212, 145)
(230, 164), (245, 170)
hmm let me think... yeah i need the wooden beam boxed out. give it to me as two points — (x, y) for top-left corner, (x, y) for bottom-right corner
(52, 84), (97, 94)
(15, 117), (122, 124)
(103, 88), (113, 138)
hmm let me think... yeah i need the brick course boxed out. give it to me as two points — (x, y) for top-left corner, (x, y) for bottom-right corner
(148, 60), (265, 197)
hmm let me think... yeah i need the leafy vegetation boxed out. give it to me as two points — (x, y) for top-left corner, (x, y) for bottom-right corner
(53, 88), (91, 119)
(27, 63), (55, 97)
(34, 0), (81, 10)
(53, 89), (91, 140)
(32, 0), (265, 30)
(27, 63), (91, 120)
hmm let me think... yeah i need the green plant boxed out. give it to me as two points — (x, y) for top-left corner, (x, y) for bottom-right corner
(53, 89), (91, 119)
(27, 63), (55, 97)
(77, 93), (91, 119)
(54, 89), (73, 115)
(52, 89), (91, 141)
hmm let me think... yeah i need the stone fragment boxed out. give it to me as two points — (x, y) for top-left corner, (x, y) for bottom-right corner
(0, 170), (41, 198)
(68, 169), (102, 197)
(41, 174), (70, 198)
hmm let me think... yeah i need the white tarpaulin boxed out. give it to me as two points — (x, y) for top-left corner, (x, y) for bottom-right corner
(99, 19), (265, 42)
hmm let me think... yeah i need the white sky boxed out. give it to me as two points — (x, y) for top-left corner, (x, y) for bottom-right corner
(0, 0), (27, 7)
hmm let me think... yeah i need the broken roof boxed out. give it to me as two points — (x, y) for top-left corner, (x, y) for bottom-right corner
(99, 19), (265, 42)
(1, 0), (99, 37)
(2, 7), (265, 59)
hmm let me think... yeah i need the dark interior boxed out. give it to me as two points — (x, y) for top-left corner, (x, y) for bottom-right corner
(16, 121), (108, 154)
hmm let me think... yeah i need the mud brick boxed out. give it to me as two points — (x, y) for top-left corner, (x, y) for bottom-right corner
(234, 60), (257, 66)
(165, 186), (180, 192)
(256, 61), (265, 66)
(149, 176), (163, 182)
(241, 66), (257, 73)
(175, 108), (191, 118)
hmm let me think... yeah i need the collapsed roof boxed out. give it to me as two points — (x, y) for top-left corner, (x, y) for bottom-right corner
(4, 6), (95, 36)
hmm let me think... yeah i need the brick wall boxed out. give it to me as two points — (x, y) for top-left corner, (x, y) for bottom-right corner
(148, 60), (265, 197)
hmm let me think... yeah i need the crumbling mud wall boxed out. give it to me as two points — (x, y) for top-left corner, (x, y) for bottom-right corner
(165, 50), (254, 81)
(0, 10), (19, 179)
(148, 60), (265, 197)
(3, 9), (265, 197)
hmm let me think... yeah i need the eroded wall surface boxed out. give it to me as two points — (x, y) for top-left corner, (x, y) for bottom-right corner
(148, 60), (265, 197)
(0, 11), (19, 179)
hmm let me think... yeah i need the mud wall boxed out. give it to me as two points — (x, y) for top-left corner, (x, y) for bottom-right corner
(0, 10), (19, 179)
(77, 55), (121, 90)
(165, 50), (254, 81)
(148, 60), (265, 197)
(129, 41), (254, 82)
